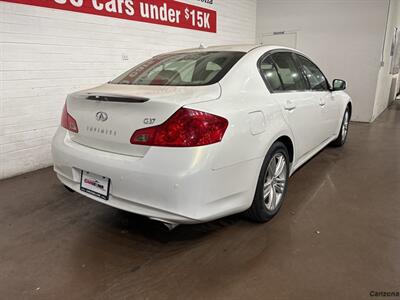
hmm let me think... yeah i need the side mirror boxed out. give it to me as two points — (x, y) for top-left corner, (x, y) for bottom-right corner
(332, 79), (346, 91)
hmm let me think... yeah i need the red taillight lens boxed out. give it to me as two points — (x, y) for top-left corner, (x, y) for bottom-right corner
(130, 108), (228, 147)
(61, 103), (79, 133)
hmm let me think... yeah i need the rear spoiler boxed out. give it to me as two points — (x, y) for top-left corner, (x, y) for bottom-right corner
(85, 93), (149, 103)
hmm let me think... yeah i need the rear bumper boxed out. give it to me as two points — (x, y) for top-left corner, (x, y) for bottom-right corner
(51, 127), (261, 224)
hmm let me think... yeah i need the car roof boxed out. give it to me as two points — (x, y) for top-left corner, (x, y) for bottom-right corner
(165, 44), (296, 54)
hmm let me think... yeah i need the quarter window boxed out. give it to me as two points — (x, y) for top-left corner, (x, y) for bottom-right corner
(295, 55), (328, 91)
(270, 52), (307, 91)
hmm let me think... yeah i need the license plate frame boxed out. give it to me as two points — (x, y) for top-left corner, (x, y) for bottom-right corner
(80, 171), (110, 200)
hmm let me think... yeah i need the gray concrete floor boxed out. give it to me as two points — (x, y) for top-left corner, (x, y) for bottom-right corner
(1, 104), (400, 300)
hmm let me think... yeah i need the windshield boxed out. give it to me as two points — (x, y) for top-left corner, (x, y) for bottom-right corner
(111, 51), (245, 86)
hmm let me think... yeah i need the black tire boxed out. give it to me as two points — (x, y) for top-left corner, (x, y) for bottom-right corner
(245, 142), (290, 223)
(330, 107), (350, 147)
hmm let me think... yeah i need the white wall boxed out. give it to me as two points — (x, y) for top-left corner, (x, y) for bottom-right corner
(256, 0), (389, 122)
(0, 0), (257, 179)
(372, 0), (400, 121)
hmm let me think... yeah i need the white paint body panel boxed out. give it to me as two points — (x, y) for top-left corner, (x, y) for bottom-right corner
(52, 45), (352, 224)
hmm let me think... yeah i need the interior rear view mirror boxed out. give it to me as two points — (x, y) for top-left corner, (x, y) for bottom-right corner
(332, 79), (347, 91)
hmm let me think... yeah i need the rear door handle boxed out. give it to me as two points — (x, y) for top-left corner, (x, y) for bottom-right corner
(284, 100), (296, 111)
(319, 98), (326, 107)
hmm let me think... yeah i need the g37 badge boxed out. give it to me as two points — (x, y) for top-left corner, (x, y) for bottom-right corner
(143, 118), (156, 125)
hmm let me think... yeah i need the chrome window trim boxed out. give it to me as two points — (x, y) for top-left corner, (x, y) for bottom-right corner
(257, 49), (331, 94)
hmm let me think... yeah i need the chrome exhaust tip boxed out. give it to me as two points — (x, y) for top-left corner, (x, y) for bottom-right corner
(163, 223), (178, 231)
(149, 217), (179, 230)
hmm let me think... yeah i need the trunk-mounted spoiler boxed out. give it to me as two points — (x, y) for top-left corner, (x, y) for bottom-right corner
(85, 93), (150, 103)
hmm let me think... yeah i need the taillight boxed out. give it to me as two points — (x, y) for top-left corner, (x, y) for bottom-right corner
(130, 108), (228, 147)
(61, 102), (79, 133)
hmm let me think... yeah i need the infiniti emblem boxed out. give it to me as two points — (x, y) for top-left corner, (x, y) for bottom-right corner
(96, 111), (108, 122)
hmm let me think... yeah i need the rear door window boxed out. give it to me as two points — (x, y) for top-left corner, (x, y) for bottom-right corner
(259, 56), (284, 91)
(270, 52), (307, 91)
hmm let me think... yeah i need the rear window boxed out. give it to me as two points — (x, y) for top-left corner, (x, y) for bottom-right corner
(111, 51), (245, 86)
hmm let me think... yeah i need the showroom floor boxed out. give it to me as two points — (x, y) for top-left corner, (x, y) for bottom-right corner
(1, 103), (399, 300)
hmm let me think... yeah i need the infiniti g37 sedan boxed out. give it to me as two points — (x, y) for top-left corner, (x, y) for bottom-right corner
(52, 44), (352, 226)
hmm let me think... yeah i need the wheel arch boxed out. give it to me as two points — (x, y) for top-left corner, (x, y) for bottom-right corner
(274, 135), (294, 163)
(347, 101), (352, 119)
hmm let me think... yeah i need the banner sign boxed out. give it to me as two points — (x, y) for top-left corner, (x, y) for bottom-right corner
(1, 0), (217, 32)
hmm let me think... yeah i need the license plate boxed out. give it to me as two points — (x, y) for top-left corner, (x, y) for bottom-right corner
(80, 171), (110, 200)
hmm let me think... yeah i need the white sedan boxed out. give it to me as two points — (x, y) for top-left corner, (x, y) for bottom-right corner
(52, 44), (352, 227)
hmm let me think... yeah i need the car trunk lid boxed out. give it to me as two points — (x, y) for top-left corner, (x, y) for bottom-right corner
(66, 83), (221, 157)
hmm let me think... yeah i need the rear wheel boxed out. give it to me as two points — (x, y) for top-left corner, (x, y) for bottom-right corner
(330, 108), (350, 147)
(246, 142), (290, 222)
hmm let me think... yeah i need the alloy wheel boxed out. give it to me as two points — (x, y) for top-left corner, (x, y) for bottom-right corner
(342, 111), (349, 142)
(263, 153), (287, 211)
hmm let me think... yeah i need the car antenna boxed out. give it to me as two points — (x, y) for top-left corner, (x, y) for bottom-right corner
(199, 43), (207, 49)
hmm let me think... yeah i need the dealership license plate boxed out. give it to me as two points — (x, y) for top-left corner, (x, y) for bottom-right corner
(80, 171), (110, 200)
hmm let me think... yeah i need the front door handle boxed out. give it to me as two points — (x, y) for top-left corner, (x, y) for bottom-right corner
(319, 98), (326, 107)
(284, 100), (296, 111)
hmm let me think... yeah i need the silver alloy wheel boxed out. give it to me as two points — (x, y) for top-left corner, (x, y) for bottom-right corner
(341, 111), (349, 142)
(263, 153), (287, 211)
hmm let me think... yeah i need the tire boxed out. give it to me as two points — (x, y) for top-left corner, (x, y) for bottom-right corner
(330, 107), (350, 147)
(245, 141), (290, 223)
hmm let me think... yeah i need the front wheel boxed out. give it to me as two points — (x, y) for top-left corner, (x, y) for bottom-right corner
(245, 142), (290, 222)
(330, 108), (350, 147)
